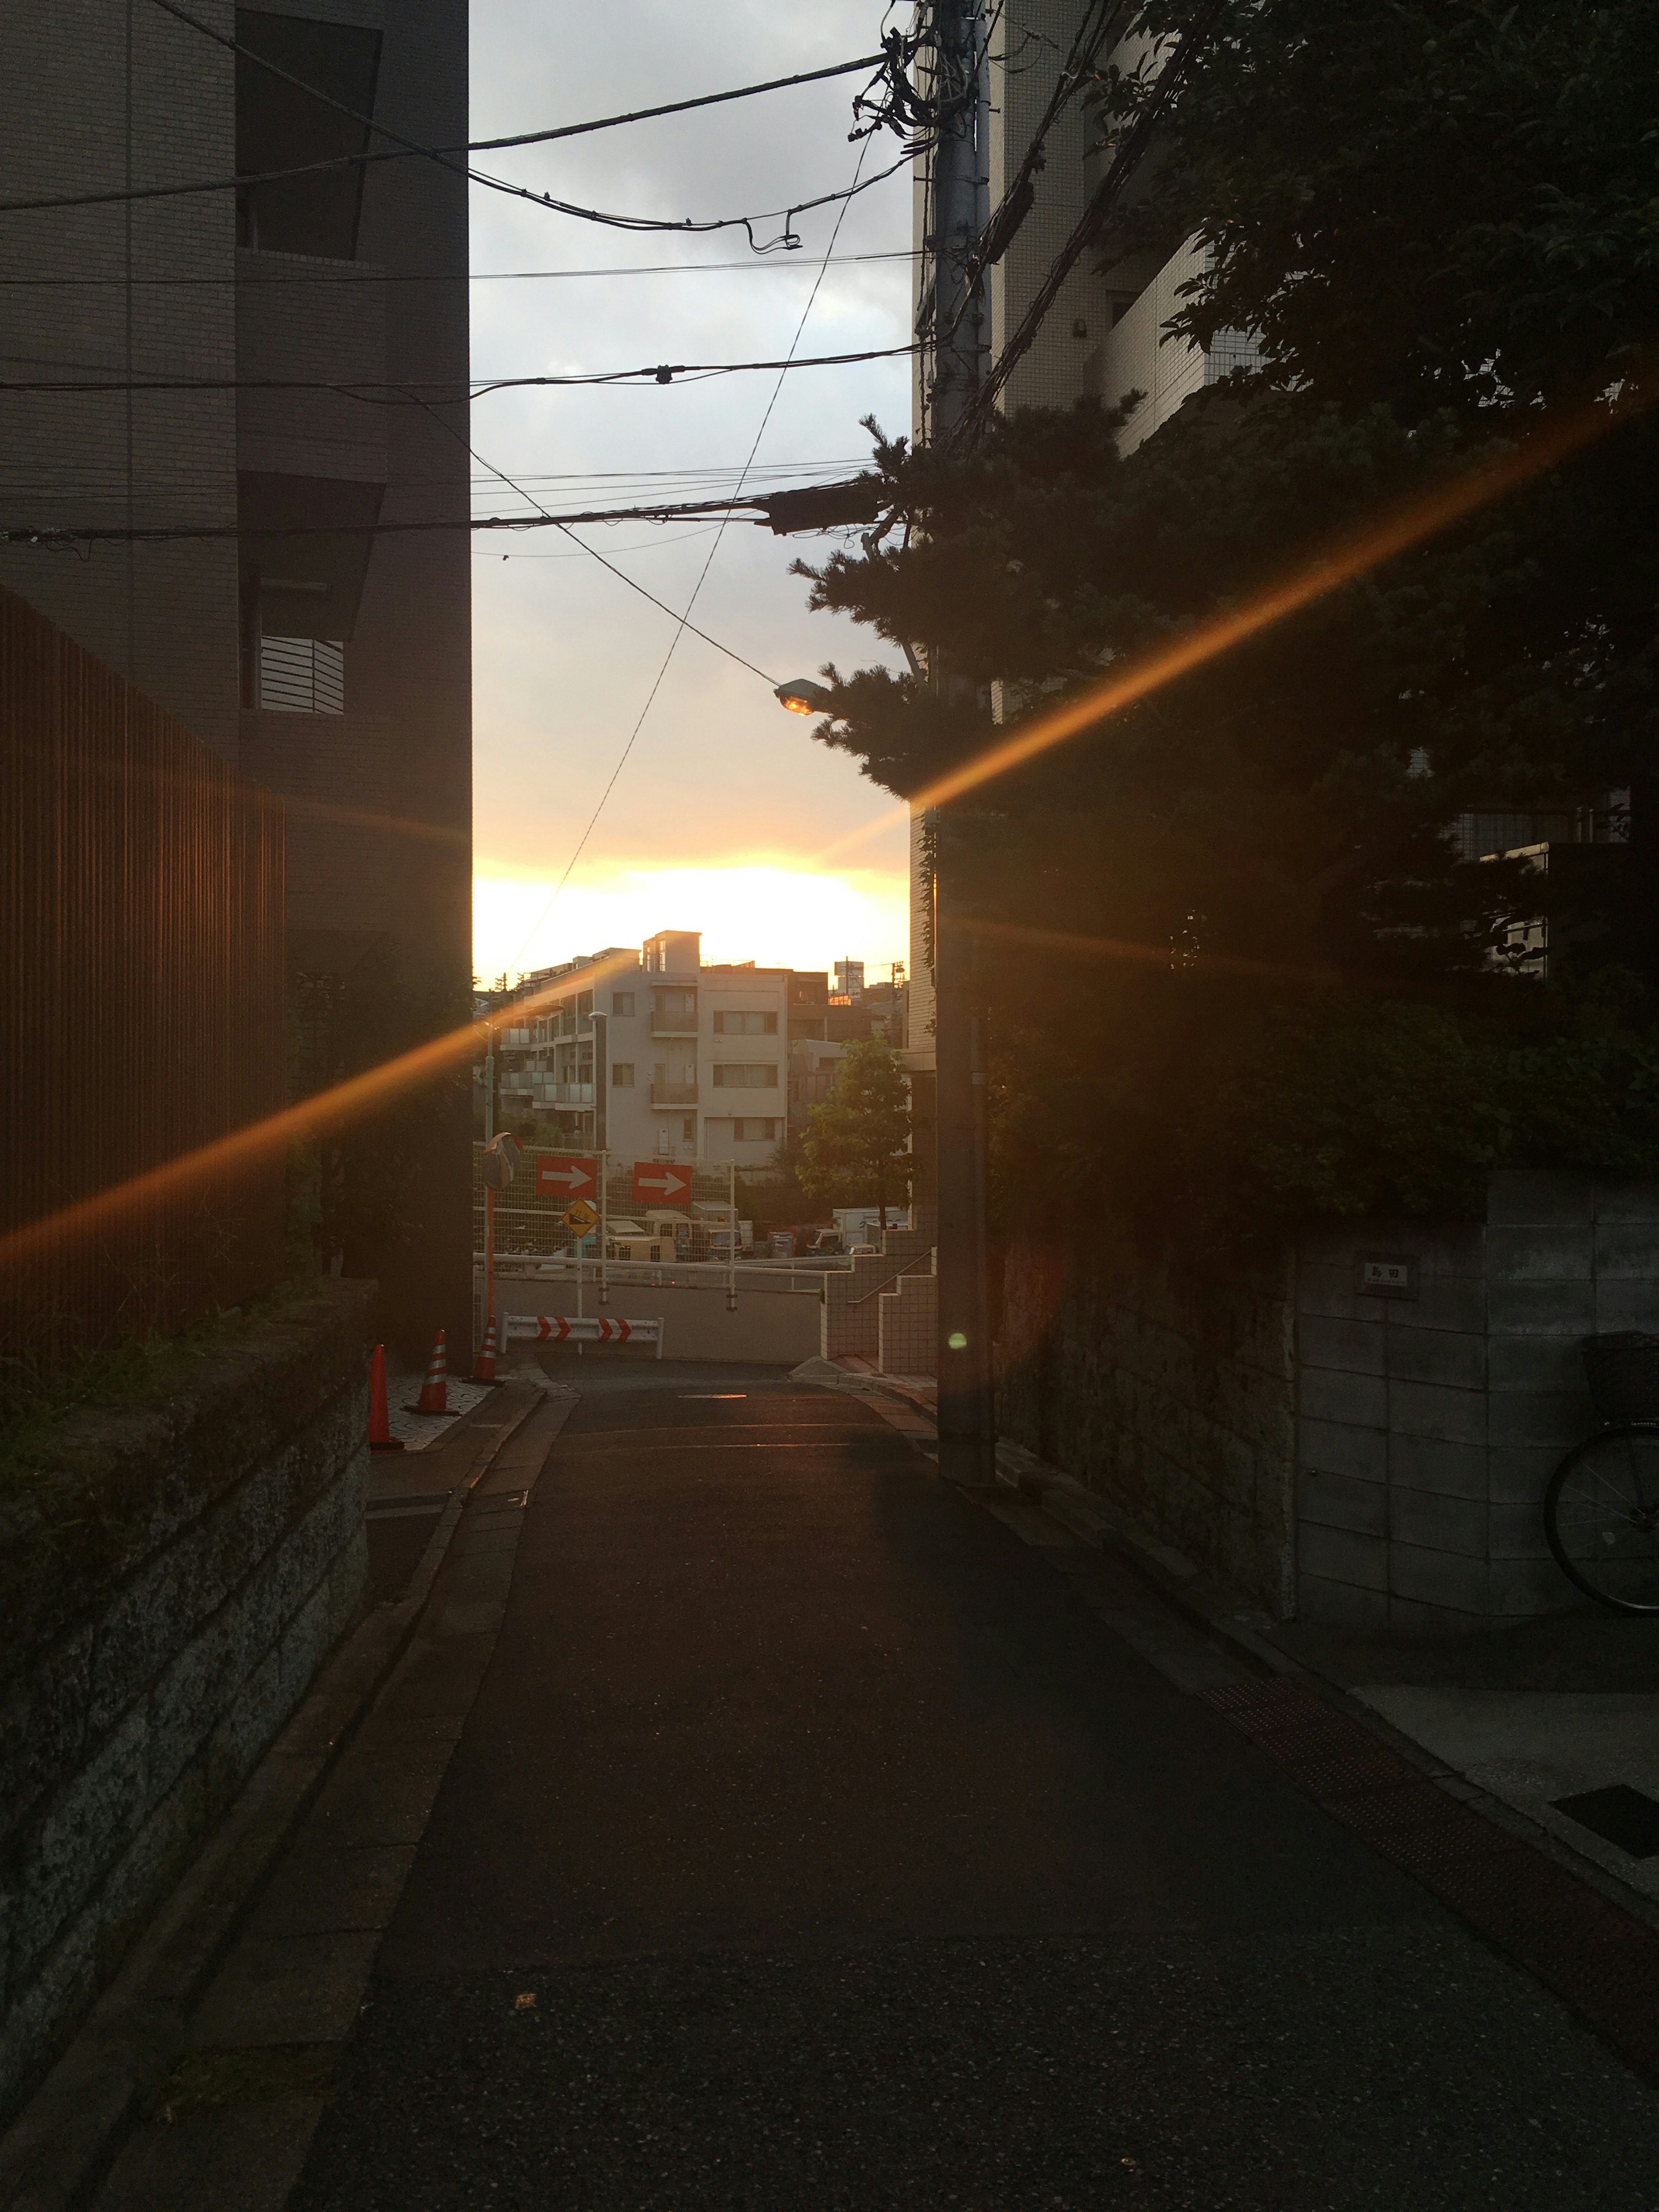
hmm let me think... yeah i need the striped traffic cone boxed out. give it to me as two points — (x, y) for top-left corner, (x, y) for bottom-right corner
(472, 1319), (499, 1384)
(414, 1328), (448, 1414)
(368, 1343), (403, 1452)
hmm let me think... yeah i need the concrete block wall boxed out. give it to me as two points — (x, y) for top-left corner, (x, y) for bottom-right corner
(878, 1265), (938, 1377)
(998, 1229), (1298, 1615)
(0, 1283), (373, 2126)
(822, 1228), (935, 1360)
(1296, 1173), (1659, 1634)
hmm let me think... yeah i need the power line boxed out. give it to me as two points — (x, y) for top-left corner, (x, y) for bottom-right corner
(1, 486), (881, 547)
(0, 251), (923, 288)
(939, 0), (1126, 342)
(0, 4), (890, 229)
(417, 401), (777, 686)
(2, 4), (918, 252)
(954, 0), (1230, 441)
(163, 0), (886, 163)
(473, 525), (727, 559)
(0, 343), (918, 400)
(505, 142), (875, 974)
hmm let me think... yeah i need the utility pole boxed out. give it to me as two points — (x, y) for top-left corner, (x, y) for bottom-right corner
(920, 0), (997, 1486)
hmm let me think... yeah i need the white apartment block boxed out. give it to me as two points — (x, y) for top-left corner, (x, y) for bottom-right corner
(495, 931), (795, 1170)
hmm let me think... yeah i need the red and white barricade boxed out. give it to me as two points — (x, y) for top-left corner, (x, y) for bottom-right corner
(501, 1313), (665, 1359)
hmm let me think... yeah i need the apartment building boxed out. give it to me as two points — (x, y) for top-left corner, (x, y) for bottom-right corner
(907, 1), (1260, 1100)
(0, 2), (472, 1356)
(498, 933), (798, 1172)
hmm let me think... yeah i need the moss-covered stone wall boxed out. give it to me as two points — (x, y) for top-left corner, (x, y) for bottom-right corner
(0, 1281), (372, 2125)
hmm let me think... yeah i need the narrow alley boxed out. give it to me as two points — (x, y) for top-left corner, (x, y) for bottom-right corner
(99, 1367), (1654, 2212)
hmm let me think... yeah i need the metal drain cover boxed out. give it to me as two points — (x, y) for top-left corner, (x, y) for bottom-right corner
(1551, 1784), (1659, 1859)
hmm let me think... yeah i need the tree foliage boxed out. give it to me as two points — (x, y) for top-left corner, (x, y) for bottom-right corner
(797, 1042), (914, 1226)
(791, 0), (1659, 1229)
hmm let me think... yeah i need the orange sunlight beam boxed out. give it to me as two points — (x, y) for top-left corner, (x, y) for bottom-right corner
(0, 949), (642, 1280)
(12, 397), (1637, 1282)
(815, 394), (1637, 862)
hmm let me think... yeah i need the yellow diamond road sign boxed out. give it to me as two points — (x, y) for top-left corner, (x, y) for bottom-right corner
(564, 1199), (599, 1232)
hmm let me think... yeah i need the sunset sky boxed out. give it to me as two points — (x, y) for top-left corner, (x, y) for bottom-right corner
(467, 2), (914, 986)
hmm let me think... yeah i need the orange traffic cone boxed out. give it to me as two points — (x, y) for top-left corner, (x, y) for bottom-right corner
(414, 1328), (448, 1414)
(473, 1318), (499, 1384)
(368, 1343), (404, 1452)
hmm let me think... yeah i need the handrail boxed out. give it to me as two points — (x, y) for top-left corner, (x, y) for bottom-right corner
(849, 1249), (934, 1309)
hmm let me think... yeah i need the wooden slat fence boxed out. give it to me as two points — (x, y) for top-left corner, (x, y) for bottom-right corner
(0, 586), (286, 1390)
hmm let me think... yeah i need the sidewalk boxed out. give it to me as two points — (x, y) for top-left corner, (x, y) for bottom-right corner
(1271, 1607), (1659, 1902)
(808, 1360), (1659, 1928)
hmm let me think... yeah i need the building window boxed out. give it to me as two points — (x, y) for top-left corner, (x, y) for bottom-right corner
(712, 1063), (778, 1089)
(612, 990), (635, 1016)
(682, 1116), (696, 1140)
(235, 10), (382, 258)
(732, 1118), (777, 1142)
(612, 1062), (634, 1087)
(712, 1010), (777, 1035)
(258, 634), (344, 712)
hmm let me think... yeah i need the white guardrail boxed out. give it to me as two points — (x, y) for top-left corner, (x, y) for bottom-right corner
(491, 1257), (831, 1297)
(501, 1313), (666, 1358)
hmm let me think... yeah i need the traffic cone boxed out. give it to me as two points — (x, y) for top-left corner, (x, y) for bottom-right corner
(472, 1319), (499, 1384)
(414, 1328), (448, 1414)
(368, 1343), (404, 1452)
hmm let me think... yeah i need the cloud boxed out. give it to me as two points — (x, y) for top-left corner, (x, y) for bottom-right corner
(469, 1), (913, 979)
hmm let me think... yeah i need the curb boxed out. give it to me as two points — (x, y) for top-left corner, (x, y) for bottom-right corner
(841, 1370), (1659, 2080)
(0, 1385), (546, 2212)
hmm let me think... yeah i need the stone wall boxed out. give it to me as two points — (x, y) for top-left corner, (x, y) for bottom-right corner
(997, 1227), (1297, 1614)
(1295, 1172), (1659, 1634)
(0, 1281), (373, 2125)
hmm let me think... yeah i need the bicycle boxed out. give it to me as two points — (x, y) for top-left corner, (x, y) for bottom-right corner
(1543, 1333), (1659, 1616)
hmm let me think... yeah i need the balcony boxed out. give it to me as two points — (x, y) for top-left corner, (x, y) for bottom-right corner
(650, 1082), (699, 1107)
(649, 1019), (699, 1039)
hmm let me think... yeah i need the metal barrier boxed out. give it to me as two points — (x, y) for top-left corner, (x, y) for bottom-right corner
(501, 1313), (666, 1358)
(494, 1256), (831, 1297)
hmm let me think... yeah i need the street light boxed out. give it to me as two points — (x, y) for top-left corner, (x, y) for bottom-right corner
(775, 677), (834, 716)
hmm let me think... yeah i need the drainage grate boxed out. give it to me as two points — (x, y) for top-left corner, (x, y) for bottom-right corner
(1552, 1784), (1659, 1860)
(1201, 1678), (1659, 2085)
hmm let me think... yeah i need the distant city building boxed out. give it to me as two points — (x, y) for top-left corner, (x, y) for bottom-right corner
(493, 933), (806, 1169)
(834, 959), (866, 1000)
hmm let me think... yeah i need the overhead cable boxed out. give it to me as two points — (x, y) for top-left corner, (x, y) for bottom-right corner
(412, 397), (778, 684)
(0, 3), (912, 251)
(941, 0), (1127, 339)
(0, 251), (922, 287)
(0, 343), (919, 400)
(0, 483), (883, 547)
(504, 137), (877, 973)
(954, 0), (1230, 442)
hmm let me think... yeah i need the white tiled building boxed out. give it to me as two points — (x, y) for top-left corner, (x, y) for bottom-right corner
(908, 4), (1262, 1084)
(495, 931), (794, 1170)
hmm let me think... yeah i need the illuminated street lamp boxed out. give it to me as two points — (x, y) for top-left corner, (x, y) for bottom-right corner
(775, 676), (834, 716)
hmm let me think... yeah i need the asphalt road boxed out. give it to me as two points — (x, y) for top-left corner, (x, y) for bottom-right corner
(292, 1375), (1659, 2210)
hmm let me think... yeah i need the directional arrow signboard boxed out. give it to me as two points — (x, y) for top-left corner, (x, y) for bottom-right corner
(631, 1160), (693, 1206)
(535, 1154), (599, 1202)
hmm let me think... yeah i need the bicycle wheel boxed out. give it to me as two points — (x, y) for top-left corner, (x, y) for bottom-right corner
(1544, 1424), (1659, 1615)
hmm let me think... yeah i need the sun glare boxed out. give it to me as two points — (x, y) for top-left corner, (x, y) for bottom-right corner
(472, 861), (912, 984)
